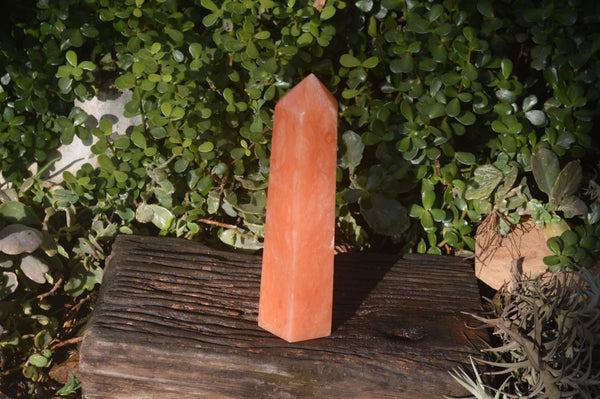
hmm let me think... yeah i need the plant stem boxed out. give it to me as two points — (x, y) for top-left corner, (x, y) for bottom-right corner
(135, 84), (148, 135)
(197, 218), (240, 233)
(50, 336), (83, 351)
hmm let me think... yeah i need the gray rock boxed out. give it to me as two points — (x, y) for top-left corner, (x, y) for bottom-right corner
(0, 88), (142, 185)
(43, 88), (142, 183)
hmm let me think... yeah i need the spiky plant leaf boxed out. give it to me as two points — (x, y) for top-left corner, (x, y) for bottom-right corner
(460, 269), (600, 397)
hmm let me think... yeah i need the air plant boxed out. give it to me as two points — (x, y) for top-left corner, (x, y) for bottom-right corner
(451, 261), (600, 398)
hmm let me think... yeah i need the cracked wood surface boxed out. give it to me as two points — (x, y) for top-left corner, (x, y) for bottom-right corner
(80, 235), (486, 398)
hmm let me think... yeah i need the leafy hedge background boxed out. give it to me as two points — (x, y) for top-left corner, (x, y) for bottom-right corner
(1, 0), (599, 396)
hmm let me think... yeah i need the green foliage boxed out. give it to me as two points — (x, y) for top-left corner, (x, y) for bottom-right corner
(531, 148), (588, 218)
(0, 181), (104, 396)
(543, 225), (600, 271)
(1, 0), (599, 252)
(54, 372), (81, 397)
(0, 0), (599, 395)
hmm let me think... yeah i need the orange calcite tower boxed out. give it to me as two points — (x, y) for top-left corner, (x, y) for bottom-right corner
(258, 74), (338, 342)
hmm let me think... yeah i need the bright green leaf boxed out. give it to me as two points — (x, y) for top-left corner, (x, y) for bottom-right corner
(340, 54), (361, 68)
(342, 88), (360, 99)
(160, 102), (172, 117)
(150, 42), (161, 54)
(66, 50), (77, 67)
(113, 170), (128, 183)
(79, 61), (96, 71)
(320, 5), (336, 20)
(56, 65), (73, 78)
(189, 43), (202, 58)
(130, 130), (147, 149)
(201, 0), (219, 11)
(422, 189), (435, 210)
(362, 56), (379, 69)
(149, 204), (174, 230)
(97, 154), (115, 172)
(202, 13), (219, 27)
(198, 142), (214, 152)
(500, 58), (513, 80)
(254, 31), (270, 40)
(115, 73), (136, 89)
(58, 77), (73, 92)
(28, 353), (51, 368)
(223, 88), (234, 104)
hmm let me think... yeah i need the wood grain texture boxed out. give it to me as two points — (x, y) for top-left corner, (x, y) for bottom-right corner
(79, 235), (487, 398)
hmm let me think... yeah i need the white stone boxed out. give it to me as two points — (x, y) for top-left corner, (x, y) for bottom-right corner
(43, 88), (142, 183)
(0, 88), (141, 185)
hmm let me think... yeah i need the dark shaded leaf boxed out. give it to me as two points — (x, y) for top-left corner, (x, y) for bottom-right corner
(360, 194), (409, 237)
(551, 160), (582, 205)
(558, 196), (587, 218)
(531, 148), (559, 196)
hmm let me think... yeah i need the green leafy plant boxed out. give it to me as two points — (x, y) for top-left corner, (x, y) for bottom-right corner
(543, 225), (600, 272)
(54, 371), (81, 397)
(0, 181), (103, 395)
(531, 148), (588, 220)
(2, 0), (599, 253)
(1, 0), (599, 395)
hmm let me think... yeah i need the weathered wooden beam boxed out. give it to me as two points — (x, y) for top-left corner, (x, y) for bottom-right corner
(79, 235), (486, 398)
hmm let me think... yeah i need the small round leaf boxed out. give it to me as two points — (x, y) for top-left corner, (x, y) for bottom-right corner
(525, 110), (546, 126)
(340, 54), (361, 68)
(0, 224), (43, 255)
(20, 255), (49, 284)
(66, 50), (78, 67)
